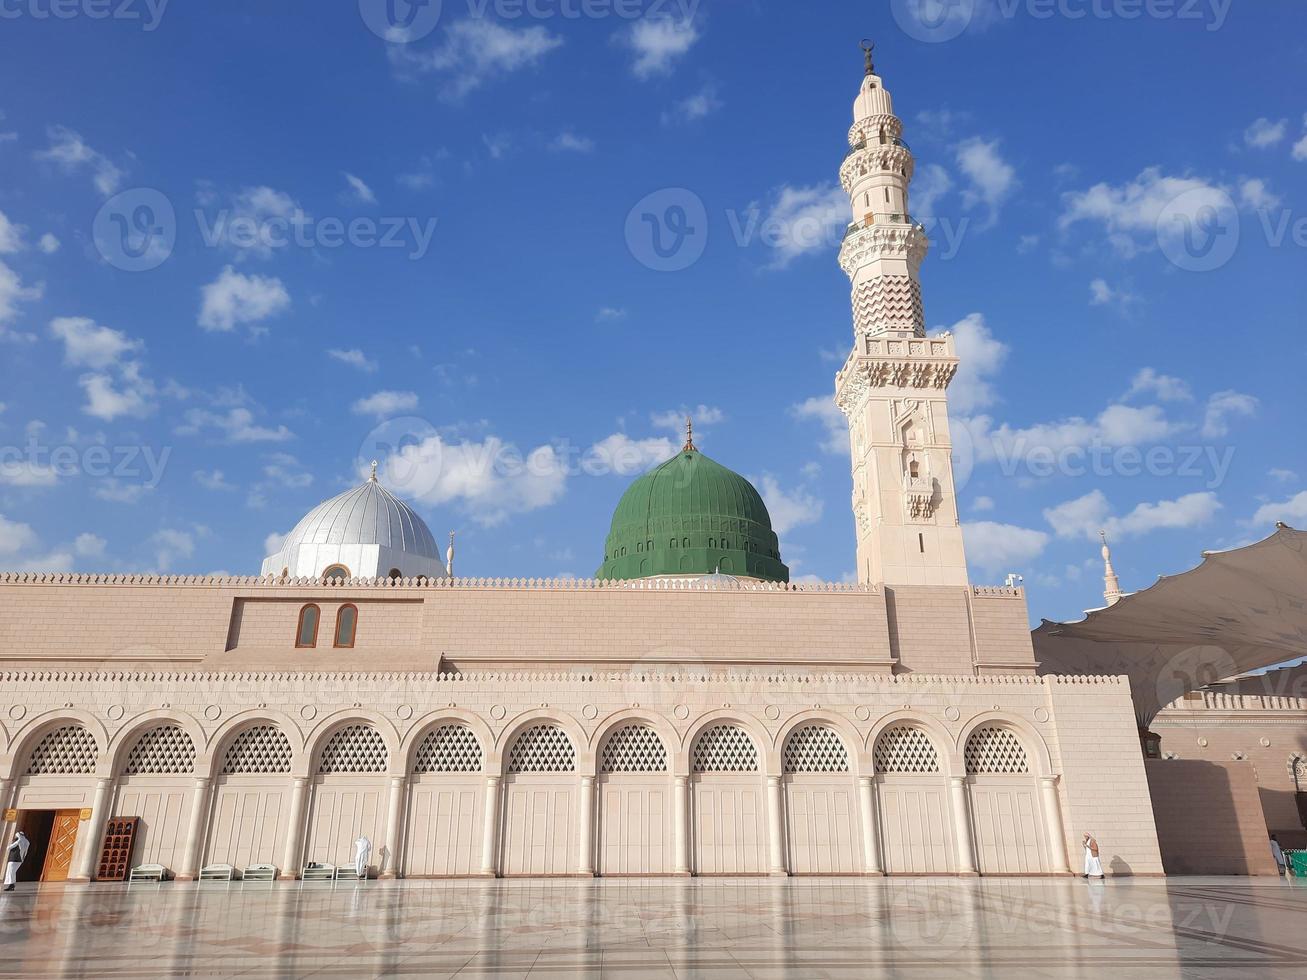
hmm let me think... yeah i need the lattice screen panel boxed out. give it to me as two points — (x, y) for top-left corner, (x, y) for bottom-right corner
(873, 726), (940, 774)
(414, 725), (483, 773)
(124, 725), (197, 775)
(600, 725), (668, 773)
(26, 725), (98, 775)
(318, 725), (389, 774)
(222, 725), (293, 775)
(783, 725), (850, 773)
(693, 725), (758, 773)
(507, 725), (576, 773)
(964, 727), (1030, 774)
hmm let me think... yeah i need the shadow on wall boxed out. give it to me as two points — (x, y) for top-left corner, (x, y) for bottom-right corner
(1144, 759), (1278, 875)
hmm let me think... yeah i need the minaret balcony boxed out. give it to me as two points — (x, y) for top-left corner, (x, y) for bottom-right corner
(843, 136), (911, 160)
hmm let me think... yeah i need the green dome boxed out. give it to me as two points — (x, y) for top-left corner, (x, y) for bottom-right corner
(597, 446), (789, 582)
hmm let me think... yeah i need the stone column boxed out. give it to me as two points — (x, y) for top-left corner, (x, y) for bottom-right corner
(0, 776), (12, 839)
(175, 776), (212, 881)
(1040, 775), (1071, 874)
(765, 775), (788, 876)
(857, 776), (883, 874)
(279, 776), (310, 880)
(948, 776), (977, 876)
(380, 774), (407, 879)
(576, 775), (595, 876)
(479, 775), (501, 877)
(68, 776), (113, 883)
(672, 775), (691, 875)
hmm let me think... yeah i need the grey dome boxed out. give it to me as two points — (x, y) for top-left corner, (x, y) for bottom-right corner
(282, 477), (439, 558)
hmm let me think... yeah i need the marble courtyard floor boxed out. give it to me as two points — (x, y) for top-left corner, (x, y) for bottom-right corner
(2, 876), (1306, 979)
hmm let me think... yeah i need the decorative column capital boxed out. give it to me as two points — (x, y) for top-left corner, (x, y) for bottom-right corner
(485, 774), (502, 786)
(1039, 774), (1061, 787)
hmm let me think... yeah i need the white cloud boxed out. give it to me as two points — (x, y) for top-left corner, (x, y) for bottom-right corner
(964, 403), (1183, 466)
(595, 307), (627, 323)
(177, 407), (293, 443)
(74, 533), (106, 557)
(37, 232), (59, 254)
(662, 83), (723, 125)
(792, 396), (848, 456)
(1089, 277), (1137, 309)
(1059, 167), (1235, 258)
(380, 434), (568, 527)
(0, 209), (24, 253)
(193, 469), (235, 491)
(0, 456), (58, 488)
(261, 452), (313, 489)
(1044, 488), (1221, 540)
(971, 496), (995, 512)
(1294, 133), (1307, 163)
(588, 433), (676, 476)
(1201, 389), (1258, 438)
(760, 183), (847, 269)
(1238, 178), (1280, 209)
(49, 316), (140, 369)
(33, 126), (123, 195)
(550, 132), (595, 153)
(0, 514), (37, 555)
(1252, 491), (1307, 527)
(622, 16), (700, 79)
(910, 163), (952, 220)
(264, 530), (288, 555)
(955, 137), (1016, 227)
(94, 479), (151, 504)
(756, 475), (822, 536)
(79, 371), (154, 421)
(202, 185), (308, 259)
(1124, 368), (1192, 402)
(651, 405), (724, 432)
(327, 347), (378, 372)
(1269, 468), (1298, 483)
(199, 266), (291, 332)
(1244, 117), (1287, 149)
(0, 258), (43, 330)
(150, 528), (195, 572)
(964, 521), (1049, 575)
(389, 18), (563, 100)
(939, 312), (1007, 413)
(352, 390), (419, 419)
(343, 172), (376, 204)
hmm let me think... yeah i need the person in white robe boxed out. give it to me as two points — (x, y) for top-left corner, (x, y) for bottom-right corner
(1082, 832), (1104, 879)
(4, 831), (30, 890)
(353, 835), (371, 880)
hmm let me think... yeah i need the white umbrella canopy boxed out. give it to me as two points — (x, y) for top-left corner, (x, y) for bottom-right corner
(1033, 525), (1307, 729)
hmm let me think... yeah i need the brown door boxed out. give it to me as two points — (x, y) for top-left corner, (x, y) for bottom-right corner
(41, 812), (80, 882)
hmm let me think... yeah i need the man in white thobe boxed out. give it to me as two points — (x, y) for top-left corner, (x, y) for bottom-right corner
(1082, 832), (1104, 879)
(4, 831), (30, 891)
(353, 835), (371, 880)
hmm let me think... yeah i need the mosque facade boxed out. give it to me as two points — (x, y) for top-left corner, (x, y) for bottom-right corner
(0, 56), (1167, 883)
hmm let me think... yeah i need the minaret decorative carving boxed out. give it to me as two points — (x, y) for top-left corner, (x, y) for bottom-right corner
(833, 45), (969, 587)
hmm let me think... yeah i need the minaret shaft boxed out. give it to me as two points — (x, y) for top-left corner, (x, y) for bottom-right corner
(833, 52), (970, 588)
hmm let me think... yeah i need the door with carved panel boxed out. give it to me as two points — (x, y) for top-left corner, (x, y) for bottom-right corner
(41, 811), (81, 881)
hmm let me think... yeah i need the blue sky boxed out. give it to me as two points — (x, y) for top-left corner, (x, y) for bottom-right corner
(0, 0), (1303, 625)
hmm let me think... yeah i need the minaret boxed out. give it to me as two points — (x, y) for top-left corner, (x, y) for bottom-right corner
(1100, 530), (1123, 606)
(834, 43), (969, 587)
(446, 531), (456, 578)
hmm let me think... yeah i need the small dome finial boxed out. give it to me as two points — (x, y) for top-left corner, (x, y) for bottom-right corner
(860, 38), (875, 76)
(369, 459), (379, 482)
(684, 416), (697, 453)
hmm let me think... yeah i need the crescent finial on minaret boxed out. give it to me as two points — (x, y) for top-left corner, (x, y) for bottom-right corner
(683, 416), (697, 453)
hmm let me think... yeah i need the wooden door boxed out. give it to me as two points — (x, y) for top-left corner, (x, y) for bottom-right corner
(42, 812), (80, 882)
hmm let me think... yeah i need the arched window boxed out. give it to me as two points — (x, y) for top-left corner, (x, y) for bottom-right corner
(964, 727), (1030, 774)
(318, 724), (388, 774)
(413, 725), (483, 773)
(334, 604), (358, 648)
(322, 564), (349, 581)
(296, 604), (320, 648)
(909, 460), (920, 479)
(873, 726), (940, 774)
(123, 725), (196, 775)
(26, 725), (98, 775)
(507, 725), (576, 773)
(222, 725), (293, 774)
(388, 568), (402, 580)
(600, 725), (668, 773)
(692, 725), (758, 773)
(783, 725), (850, 773)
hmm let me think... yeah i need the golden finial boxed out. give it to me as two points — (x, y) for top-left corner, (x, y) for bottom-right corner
(683, 416), (697, 453)
(369, 459), (379, 482)
(861, 39), (875, 76)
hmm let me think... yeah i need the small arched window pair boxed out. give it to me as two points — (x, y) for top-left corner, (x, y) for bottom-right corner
(296, 603), (357, 649)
